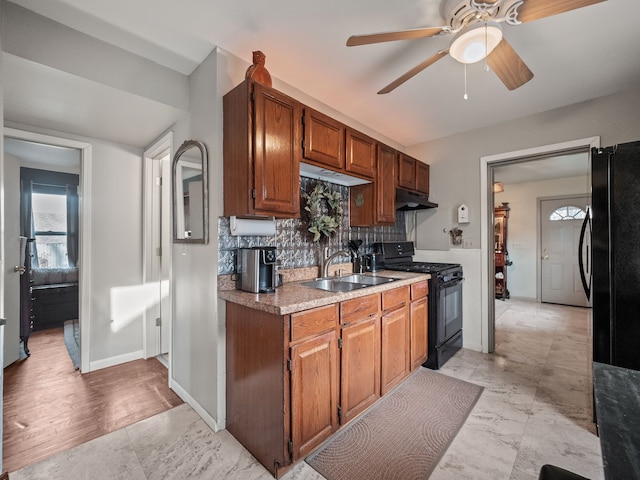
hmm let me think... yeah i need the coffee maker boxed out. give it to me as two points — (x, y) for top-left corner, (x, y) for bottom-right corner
(238, 247), (277, 293)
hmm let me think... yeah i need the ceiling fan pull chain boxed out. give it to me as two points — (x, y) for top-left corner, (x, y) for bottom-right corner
(463, 64), (468, 100)
(484, 22), (490, 72)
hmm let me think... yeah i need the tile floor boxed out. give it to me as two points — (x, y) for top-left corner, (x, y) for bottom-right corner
(10, 299), (603, 480)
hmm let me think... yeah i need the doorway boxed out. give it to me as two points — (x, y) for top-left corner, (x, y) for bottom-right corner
(480, 137), (600, 353)
(143, 133), (172, 362)
(3, 128), (92, 370)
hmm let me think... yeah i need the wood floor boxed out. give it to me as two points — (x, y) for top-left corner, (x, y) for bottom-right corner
(2, 328), (183, 473)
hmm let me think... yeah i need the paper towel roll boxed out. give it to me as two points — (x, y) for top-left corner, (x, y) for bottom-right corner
(230, 216), (276, 236)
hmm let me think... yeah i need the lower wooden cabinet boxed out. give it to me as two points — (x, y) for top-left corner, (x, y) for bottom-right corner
(290, 330), (339, 460)
(340, 294), (381, 424)
(225, 280), (426, 477)
(410, 280), (429, 371)
(380, 286), (410, 395)
(410, 296), (428, 370)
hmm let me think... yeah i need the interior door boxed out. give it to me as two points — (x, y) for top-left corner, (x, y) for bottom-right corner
(540, 196), (591, 307)
(4, 153), (21, 367)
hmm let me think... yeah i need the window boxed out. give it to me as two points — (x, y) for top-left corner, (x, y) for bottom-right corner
(32, 190), (69, 268)
(549, 205), (587, 221)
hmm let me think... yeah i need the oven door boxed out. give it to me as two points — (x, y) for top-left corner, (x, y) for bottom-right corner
(438, 277), (463, 344)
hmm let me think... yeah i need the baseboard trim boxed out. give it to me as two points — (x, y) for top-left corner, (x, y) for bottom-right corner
(88, 350), (144, 372)
(169, 377), (223, 433)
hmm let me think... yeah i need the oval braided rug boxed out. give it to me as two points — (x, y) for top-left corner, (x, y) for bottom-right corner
(306, 368), (483, 480)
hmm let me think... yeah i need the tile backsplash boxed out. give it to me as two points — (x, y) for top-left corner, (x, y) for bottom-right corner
(217, 177), (406, 275)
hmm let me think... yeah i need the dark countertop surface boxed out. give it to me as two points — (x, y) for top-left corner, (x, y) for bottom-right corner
(592, 362), (640, 480)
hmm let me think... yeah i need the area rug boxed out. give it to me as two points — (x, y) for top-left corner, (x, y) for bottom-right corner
(306, 368), (483, 480)
(63, 319), (80, 369)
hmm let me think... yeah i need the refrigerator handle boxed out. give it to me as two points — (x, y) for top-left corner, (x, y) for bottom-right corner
(578, 207), (592, 300)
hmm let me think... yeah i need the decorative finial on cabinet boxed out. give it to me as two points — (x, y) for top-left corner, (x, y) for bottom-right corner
(245, 50), (272, 87)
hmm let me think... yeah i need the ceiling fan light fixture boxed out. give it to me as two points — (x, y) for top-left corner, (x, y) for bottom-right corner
(450, 22), (502, 64)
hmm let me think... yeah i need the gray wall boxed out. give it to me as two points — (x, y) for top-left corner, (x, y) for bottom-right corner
(408, 88), (640, 249)
(406, 87), (640, 353)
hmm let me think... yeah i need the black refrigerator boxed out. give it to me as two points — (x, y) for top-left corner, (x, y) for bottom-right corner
(590, 140), (640, 371)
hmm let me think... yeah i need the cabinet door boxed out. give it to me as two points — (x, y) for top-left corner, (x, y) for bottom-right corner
(345, 128), (376, 179)
(397, 153), (416, 190)
(415, 161), (430, 195)
(303, 108), (345, 170)
(376, 144), (397, 225)
(380, 305), (410, 395)
(410, 297), (428, 370)
(253, 82), (301, 216)
(290, 330), (339, 460)
(340, 316), (381, 424)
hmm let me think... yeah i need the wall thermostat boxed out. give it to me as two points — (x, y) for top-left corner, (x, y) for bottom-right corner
(458, 204), (469, 224)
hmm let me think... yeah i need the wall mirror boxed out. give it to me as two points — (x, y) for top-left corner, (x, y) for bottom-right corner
(172, 140), (209, 244)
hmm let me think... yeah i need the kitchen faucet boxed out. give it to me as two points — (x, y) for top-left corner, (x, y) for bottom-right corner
(321, 247), (349, 278)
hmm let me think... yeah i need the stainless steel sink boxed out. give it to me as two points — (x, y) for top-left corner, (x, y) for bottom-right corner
(301, 278), (369, 292)
(338, 274), (400, 285)
(300, 274), (400, 293)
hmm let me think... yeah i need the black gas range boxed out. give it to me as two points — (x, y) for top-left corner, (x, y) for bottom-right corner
(374, 242), (463, 369)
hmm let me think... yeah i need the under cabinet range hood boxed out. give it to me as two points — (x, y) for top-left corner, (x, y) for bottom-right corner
(299, 162), (371, 187)
(396, 188), (438, 210)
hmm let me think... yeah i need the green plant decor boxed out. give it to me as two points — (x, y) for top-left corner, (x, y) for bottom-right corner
(302, 182), (343, 242)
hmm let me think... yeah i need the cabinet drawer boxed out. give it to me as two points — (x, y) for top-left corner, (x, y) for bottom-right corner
(495, 253), (504, 266)
(291, 304), (339, 342)
(341, 293), (380, 324)
(382, 286), (410, 311)
(411, 280), (428, 300)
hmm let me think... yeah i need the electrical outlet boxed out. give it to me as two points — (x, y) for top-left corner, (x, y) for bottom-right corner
(463, 239), (473, 249)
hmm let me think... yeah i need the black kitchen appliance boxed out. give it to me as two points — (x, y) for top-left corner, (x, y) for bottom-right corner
(237, 247), (277, 293)
(374, 241), (463, 369)
(589, 141), (640, 371)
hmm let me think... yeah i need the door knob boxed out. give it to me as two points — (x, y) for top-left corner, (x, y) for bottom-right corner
(14, 266), (26, 274)
(541, 255), (548, 260)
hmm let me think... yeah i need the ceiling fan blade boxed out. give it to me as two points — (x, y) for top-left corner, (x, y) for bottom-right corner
(517, 0), (606, 23)
(487, 39), (534, 90)
(347, 27), (448, 47)
(378, 50), (449, 94)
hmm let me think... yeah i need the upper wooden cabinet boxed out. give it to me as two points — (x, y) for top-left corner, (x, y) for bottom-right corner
(223, 79), (301, 218)
(398, 153), (430, 196)
(302, 107), (345, 170)
(349, 143), (397, 227)
(345, 128), (376, 179)
(376, 144), (397, 225)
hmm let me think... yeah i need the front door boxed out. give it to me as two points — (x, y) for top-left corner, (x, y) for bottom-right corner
(540, 196), (591, 307)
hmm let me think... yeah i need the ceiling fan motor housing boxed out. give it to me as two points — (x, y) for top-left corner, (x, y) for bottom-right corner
(442, 0), (524, 30)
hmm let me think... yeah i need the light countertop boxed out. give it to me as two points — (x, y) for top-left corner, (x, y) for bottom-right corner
(218, 270), (430, 315)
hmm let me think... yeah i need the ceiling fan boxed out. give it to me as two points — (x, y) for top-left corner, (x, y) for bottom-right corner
(347, 0), (606, 94)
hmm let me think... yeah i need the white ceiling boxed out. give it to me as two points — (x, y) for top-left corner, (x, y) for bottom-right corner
(5, 0), (640, 150)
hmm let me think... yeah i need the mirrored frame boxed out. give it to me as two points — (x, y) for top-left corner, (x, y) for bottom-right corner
(172, 140), (209, 244)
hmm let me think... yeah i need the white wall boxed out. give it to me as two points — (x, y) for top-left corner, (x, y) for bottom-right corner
(169, 47), (222, 430)
(0, 3), (6, 470)
(495, 176), (588, 300)
(407, 87), (640, 353)
(88, 140), (144, 362)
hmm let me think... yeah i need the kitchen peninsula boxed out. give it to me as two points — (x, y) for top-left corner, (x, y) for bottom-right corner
(219, 270), (429, 478)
